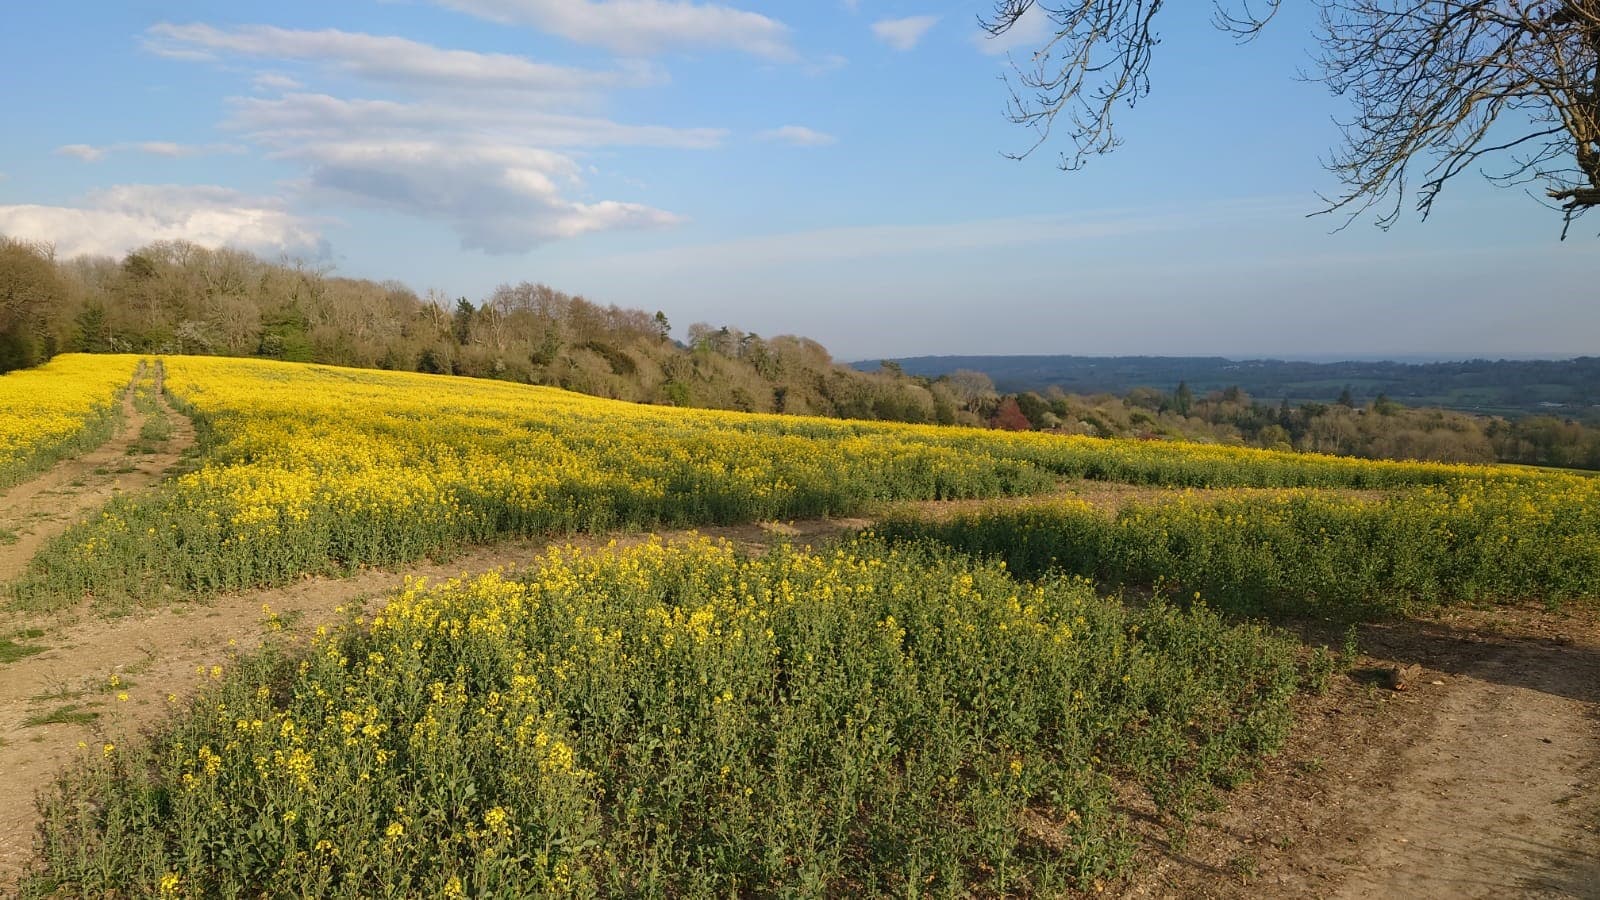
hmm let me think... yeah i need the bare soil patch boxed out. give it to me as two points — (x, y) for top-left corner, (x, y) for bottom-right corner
(1121, 603), (1600, 899)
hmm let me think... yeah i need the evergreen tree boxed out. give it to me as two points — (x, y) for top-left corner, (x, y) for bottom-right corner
(1173, 381), (1193, 417)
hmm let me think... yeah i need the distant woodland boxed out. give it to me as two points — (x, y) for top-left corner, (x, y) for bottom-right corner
(960, 381), (1600, 472)
(3, 235), (1598, 471)
(875, 355), (1600, 421)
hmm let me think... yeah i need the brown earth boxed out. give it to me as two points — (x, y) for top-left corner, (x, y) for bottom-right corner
(1121, 604), (1600, 899)
(0, 417), (1596, 897)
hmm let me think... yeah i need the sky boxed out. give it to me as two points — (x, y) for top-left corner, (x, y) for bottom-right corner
(0, 1), (1594, 362)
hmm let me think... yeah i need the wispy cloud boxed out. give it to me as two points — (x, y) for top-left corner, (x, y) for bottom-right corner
(227, 92), (702, 249)
(146, 23), (714, 253)
(598, 199), (1307, 271)
(252, 72), (304, 92)
(802, 53), (849, 76)
(230, 93), (724, 149)
(282, 141), (682, 251)
(146, 23), (654, 95)
(56, 141), (246, 162)
(426, 0), (795, 59)
(0, 185), (323, 258)
(871, 15), (939, 51)
(137, 141), (247, 158)
(757, 125), (837, 147)
(56, 144), (108, 162)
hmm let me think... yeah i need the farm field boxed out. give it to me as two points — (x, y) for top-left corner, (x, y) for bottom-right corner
(1, 355), (1598, 897)
(10, 354), (1529, 612)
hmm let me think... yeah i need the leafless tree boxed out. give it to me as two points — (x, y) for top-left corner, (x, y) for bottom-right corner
(984, 1), (1600, 235)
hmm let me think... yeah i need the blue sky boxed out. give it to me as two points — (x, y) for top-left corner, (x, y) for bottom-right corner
(1, 1), (1594, 360)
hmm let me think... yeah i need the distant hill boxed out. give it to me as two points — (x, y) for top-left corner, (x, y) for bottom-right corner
(855, 355), (1600, 420)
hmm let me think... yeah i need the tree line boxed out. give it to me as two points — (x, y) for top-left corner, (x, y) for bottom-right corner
(0, 237), (972, 424)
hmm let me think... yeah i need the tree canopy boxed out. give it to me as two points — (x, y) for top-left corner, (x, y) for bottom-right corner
(985, 1), (1600, 235)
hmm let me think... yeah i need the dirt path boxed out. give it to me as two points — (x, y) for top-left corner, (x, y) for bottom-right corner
(1323, 612), (1600, 899)
(1125, 606), (1600, 899)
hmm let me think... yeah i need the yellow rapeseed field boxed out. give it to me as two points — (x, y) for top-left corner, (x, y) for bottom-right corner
(10, 354), (1567, 606)
(11, 355), (1596, 897)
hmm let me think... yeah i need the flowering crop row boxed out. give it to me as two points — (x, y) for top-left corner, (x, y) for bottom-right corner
(22, 538), (1313, 897)
(877, 477), (1600, 616)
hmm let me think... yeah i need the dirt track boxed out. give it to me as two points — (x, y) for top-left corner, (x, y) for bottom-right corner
(1, 407), (1597, 896)
(1124, 606), (1600, 899)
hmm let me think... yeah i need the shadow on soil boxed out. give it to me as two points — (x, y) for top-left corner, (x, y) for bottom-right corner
(1354, 614), (1600, 707)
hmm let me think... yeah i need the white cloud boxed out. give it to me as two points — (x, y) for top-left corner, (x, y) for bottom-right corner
(0, 185), (323, 259)
(428, 0), (794, 59)
(971, 3), (1051, 56)
(758, 125), (837, 147)
(146, 22), (707, 252)
(146, 23), (650, 95)
(288, 140), (680, 252)
(137, 142), (193, 157)
(871, 15), (939, 51)
(252, 72), (304, 92)
(136, 141), (247, 158)
(56, 144), (108, 162)
(55, 141), (246, 162)
(230, 93), (724, 149)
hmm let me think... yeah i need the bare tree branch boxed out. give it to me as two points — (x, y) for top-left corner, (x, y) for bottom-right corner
(987, 1), (1600, 236)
